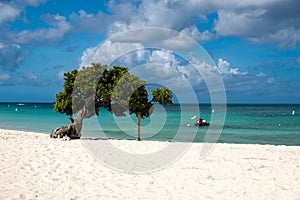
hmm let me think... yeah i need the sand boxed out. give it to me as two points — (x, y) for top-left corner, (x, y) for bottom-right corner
(0, 128), (299, 199)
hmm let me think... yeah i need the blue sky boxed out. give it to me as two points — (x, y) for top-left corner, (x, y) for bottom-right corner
(0, 0), (299, 103)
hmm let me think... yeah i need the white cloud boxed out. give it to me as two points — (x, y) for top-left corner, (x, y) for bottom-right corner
(0, 0), (48, 24)
(213, 0), (300, 48)
(258, 28), (300, 49)
(2, 0), (299, 49)
(217, 58), (247, 75)
(181, 26), (214, 42)
(107, 26), (210, 52)
(104, 0), (290, 46)
(106, 0), (214, 44)
(130, 61), (191, 92)
(186, 0), (282, 11)
(107, 21), (130, 37)
(0, 2), (21, 24)
(69, 10), (110, 33)
(80, 44), (201, 91)
(14, 14), (71, 45)
(214, 9), (267, 37)
(149, 50), (176, 64)
(133, 50), (224, 92)
(158, 32), (199, 51)
(80, 40), (144, 68)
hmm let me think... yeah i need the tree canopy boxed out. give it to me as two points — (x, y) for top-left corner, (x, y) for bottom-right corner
(54, 63), (173, 120)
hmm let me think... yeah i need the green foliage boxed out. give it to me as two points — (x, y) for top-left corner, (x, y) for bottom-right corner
(54, 69), (77, 116)
(73, 63), (107, 114)
(129, 86), (153, 118)
(151, 87), (173, 105)
(74, 63), (106, 99)
(54, 63), (173, 119)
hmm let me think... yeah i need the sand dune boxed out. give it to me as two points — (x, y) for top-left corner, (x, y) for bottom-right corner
(0, 129), (299, 199)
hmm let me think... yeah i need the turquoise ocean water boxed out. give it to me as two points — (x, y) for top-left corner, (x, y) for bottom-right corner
(0, 103), (299, 145)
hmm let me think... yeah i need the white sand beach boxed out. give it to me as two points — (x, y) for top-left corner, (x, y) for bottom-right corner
(0, 128), (299, 199)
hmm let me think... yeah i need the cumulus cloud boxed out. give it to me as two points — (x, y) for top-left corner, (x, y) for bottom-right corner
(0, 2), (21, 24)
(69, 10), (110, 33)
(0, 0), (47, 25)
(181, 27), (214, 42)
(128, 50), (193, 92)
(101, 0), (300, 49)
(104, 0), (299, 48)
(106, 0), (214, 43)
(255, 28), (300, 49)
(5, 0), (298, 49)
(3, 0), (300, 48)
(214, 0), (300, 48)
(214, 9), (267, 37)
(216, 58), (247, 75)
(157, 31), (199, 51)
(80, 42), (205, 91)
(80, 40), (144, 68)
(0, 42), (27, 71)
(13, 14), (71, 45)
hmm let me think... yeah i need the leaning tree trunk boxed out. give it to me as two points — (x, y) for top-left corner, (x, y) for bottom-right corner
(50, 96), (95, 139)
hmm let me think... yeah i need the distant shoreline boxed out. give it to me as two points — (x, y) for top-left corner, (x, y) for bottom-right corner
(1, 127), (299, 147)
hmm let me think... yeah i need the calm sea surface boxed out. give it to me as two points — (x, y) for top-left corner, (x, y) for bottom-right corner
(0, 103), (299, 145)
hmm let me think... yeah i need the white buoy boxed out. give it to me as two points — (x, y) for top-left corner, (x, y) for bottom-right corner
(212, 109), (215, 113)
(15, 108), (18, 112)
(292, 110), (295, 115)
(187, 124), (191, 127)
(34, 105), (37, 108)
(191, 115), (196, 120)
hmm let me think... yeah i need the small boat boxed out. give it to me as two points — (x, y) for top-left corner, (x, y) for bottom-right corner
(195, 122), (210, 126)
(194, 118), (210, 126)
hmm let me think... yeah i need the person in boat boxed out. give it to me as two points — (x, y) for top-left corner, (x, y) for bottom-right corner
(196, 118), (203, 125)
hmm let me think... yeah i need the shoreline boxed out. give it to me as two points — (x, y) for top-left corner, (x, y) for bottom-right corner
(1, 128), (300, 199)
(1, 127), (300, 147)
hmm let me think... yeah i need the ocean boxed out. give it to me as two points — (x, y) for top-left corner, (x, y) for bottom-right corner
(0, 103), (299, 145)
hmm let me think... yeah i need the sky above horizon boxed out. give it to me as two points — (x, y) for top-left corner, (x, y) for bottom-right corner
(0, 0), (299, 103)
